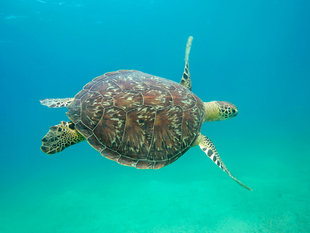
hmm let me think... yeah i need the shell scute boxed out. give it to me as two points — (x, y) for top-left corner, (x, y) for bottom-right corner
(67, 99), (81, 122)
(75, 121), (93, 137)
(182, 106), (204, 147)
(83, 78), (101, 90)
(100, 147), (121, 161)
(90, 79), (122, 98)
(74, 90), (87, 100)
(117, 156), (137, 167)
(135, 160), (155, 169)
(93, 106), (126, 151)
(118, 106), (155, 158)
(170, 86), (196, 110)
(113, 91), (143, 111)
(80, 92), (104, 129)
(87, 134), (106, 151)
(142, 88), (172, 109)
(109, 71), (148, 91)
(149, 105), (183, 161)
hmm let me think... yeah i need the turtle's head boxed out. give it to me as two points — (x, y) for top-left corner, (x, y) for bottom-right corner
(204, 101), (238, 122)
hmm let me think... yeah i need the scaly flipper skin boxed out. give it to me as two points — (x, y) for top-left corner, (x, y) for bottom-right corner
(195, 134), (252, 191)
(40, 98), (74, 108)
(41, 121), (85, 154)
(180, 36), (193, 90)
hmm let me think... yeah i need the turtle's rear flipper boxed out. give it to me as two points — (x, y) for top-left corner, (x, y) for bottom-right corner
(196, 134), (252, 191)
(40, 98), (74, 108)
(41, 121), (85, 154)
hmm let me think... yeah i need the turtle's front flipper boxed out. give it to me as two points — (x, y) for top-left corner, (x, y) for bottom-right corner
(41, 121), (85, 154)
(195, 134), (252, 191)
(40, 98), (74, 108)
(180, 36), (193, 90)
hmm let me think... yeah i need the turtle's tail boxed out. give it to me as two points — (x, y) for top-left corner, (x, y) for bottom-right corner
(40, 98), (74, 108)
(41, 121), (85, 154)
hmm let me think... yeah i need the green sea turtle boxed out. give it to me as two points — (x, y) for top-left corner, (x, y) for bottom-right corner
(40, 36), (251, 190)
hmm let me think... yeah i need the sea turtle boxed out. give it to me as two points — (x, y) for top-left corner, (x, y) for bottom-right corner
(40, 36), (251, 190)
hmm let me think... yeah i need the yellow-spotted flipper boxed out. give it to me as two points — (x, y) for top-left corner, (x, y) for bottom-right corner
(195, 134), (252, 191)
(180, 36), (193, 90)
(41, 121), (85, 154)
(40, 98), (74, 108)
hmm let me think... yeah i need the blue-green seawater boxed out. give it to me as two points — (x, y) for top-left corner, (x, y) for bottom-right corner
(0, 0), (310, 232)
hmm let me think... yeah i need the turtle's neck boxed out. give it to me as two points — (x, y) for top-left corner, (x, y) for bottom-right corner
(204, 101), (220, 122)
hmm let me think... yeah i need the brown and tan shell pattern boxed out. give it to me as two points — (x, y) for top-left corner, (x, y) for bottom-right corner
(67, 70), (205, 169)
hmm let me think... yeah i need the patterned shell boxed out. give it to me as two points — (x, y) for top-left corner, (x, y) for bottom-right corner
(67, 70), (205, 169)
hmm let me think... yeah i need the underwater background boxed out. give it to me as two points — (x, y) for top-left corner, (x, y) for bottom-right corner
(0, 0), (309, 232)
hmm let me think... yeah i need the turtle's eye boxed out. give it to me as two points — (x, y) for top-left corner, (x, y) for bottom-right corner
(229, 105), (238, 117)
(68, 123), (75, 130)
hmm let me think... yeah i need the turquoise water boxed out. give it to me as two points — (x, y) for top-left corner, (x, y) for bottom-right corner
(1, 0), (310, 232)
